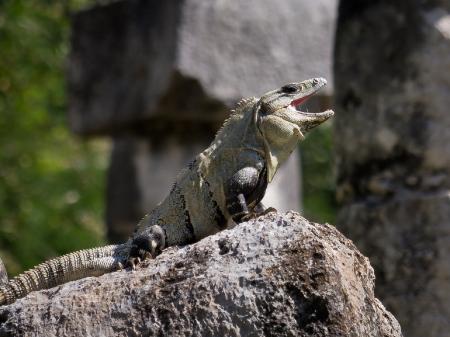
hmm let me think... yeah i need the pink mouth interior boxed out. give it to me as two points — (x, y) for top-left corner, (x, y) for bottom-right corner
(290, 94), (312, 108)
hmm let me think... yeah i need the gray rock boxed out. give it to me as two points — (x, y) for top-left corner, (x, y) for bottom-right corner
(334, 2), (450, 336)
(0, 212), (402, 337)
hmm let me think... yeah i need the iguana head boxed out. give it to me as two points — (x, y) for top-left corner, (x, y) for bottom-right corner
(256, 77), (334, 181)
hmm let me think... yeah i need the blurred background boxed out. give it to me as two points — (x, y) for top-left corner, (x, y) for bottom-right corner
(1, 1), (449, 336)
(0, 0), (109, 275)
(0, 0), (337, 275)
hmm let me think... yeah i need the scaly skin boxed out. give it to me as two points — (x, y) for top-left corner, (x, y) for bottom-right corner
(0, 78), (334, 306)
(0, 259), (7, 285)
(0, 245), (128, 305)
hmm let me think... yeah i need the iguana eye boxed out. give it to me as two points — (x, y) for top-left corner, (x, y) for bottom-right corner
(281, 84), (298, 93)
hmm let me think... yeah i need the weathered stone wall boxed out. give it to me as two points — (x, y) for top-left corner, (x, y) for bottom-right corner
(334, 2), (450, 336)
(0, 212), (402, 337)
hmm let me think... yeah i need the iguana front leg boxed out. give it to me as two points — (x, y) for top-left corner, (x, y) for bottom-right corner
(127, 225), (166, 268)
(225, 166), (268, 222)
(253, 202), (278, 217)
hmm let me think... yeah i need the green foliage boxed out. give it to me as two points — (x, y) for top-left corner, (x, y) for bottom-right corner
(301, 121), (337, 224)
(0, 0), (107, 276)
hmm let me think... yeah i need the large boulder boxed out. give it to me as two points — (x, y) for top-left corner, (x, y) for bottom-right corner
(0, 212), (401, 337)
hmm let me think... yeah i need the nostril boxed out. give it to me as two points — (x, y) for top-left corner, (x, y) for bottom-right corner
(313, 78), (319, 85)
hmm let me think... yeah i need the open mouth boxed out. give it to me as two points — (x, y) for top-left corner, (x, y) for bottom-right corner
(290, 94), (314, 110)
(288, 84), (333, 120)
(288, 79), (326, 115)
(285, 87), (334, 136)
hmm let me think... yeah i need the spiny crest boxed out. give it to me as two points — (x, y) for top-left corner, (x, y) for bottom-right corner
(215, 97), (258, 140)
(233, 97), (257, 114)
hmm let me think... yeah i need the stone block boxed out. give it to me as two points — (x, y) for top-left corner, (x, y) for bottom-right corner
(68, 0), (337, 135)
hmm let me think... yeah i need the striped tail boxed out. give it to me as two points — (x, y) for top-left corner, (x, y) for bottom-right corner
(0, 244), (128, 306)
(0, 258), (7, 284)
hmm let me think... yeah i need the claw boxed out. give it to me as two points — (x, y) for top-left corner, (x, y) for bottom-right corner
(241, 207), (277, 222)
(127, 225), (165, 267)
(150, 240), (158, 256)
(241, 212), (257, 222)
(261, 207), (277, 215)
(127, 257), (141, 271)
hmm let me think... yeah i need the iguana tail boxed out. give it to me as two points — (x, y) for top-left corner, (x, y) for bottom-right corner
(0, 244), (128, 306)
(0, 258), (8, 285)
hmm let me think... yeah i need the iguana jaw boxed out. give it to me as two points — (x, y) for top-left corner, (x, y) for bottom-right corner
(259, 78), (334, 131)
(286, 106), (334, 138)
(257, 78), (334, 182)
(278, 78), (334, 138)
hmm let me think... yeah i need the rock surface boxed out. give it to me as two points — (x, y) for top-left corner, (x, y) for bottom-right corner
(0, 212), (401, 337)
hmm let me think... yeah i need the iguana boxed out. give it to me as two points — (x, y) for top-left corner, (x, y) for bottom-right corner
(0, 78), (333, 306)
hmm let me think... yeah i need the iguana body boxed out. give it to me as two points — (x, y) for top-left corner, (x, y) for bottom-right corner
(0, 78), (333, 306)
